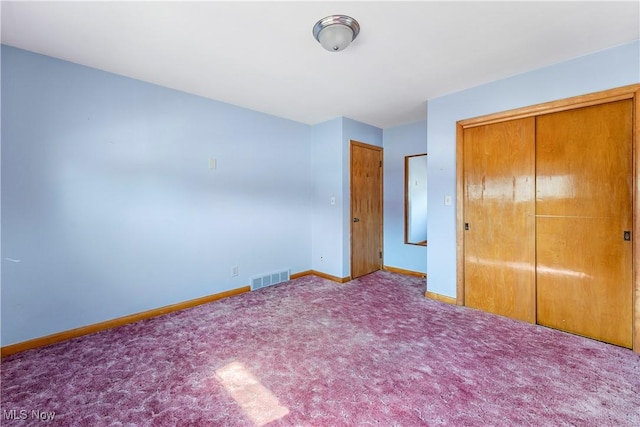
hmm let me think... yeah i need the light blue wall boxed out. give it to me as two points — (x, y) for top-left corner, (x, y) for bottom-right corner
(383, 120), (427, 273)
(4, 39), (638, 345)
(426, 41), (640, 298)
(1, 46), (313, 345)
(309, 117), (383, 279)
(310, 118), (343, 277)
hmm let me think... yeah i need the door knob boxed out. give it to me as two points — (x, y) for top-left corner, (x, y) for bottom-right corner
(353, 217), (360, 222)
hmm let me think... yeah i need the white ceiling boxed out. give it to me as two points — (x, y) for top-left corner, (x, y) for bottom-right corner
(2, 1), (639, 129)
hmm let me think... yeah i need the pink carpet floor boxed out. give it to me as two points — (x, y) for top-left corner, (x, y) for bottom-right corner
(1, 271), (639, 426)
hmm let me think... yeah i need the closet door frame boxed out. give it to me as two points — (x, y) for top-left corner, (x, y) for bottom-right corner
(455, 84), (640, 353)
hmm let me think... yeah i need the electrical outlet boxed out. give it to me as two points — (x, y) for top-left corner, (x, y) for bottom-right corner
(232, 266), (239, 277)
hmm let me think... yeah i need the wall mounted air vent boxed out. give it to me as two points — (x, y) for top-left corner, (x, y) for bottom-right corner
(251, 268), (291, 291)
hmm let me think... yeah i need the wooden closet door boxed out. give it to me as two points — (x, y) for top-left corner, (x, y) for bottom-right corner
(464, 118), (536, 323)
(536, 100), (633, 348)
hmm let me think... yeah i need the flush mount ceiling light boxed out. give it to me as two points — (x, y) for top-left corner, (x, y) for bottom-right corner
(312, 15), (360, 52)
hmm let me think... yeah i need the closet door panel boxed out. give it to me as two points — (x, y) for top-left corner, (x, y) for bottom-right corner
(464, 118), (536, 323)
(536, 100), (633, 347)
(536, 100), (632, 217)
(537, 217), (632, 347)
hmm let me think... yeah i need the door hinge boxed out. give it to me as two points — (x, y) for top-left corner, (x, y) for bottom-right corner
(379, 251), (382, 259)
(380, 161), (382, 167)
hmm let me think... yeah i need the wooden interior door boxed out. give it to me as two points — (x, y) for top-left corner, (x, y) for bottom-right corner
(351, 141), (383, 279)
(463, 118), (536, 323)
(536, 100), (633, 348)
